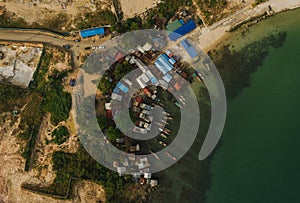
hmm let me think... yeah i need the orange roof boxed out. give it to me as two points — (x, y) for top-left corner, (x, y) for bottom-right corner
(174, 82), (182, 91)
(143, 87), (151, 95)
(136, 96), (142, 103)
(115, 52), (124, 63)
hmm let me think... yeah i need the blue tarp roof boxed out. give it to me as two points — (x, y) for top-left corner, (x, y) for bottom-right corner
(113, 87), (120, 93)
(180, 38), (198, 58)
(154, 61), (168, 75)
(150, 77), (158, 84)
(168, 20), (197, 41)
(116, 82), (129, 93)
(154, 54), (174, 74)
(80, 27), (105, 38)
(169, 58), (176, 65)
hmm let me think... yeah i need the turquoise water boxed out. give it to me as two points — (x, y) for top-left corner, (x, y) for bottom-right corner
(206, 9), (300, 203)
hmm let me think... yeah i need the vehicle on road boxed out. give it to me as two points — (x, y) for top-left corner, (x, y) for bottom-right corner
(92, 46), (105, 49)
(63, 44), (72, 49)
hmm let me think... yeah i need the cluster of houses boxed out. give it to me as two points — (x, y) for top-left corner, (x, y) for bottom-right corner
(113, 154), (158, 187)
(103, 38), (198, 142)
(99, 33), (204, 188)
(132, 95), (154, 134)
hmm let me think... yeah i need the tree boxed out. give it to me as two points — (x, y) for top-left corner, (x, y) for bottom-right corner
(106, 127), (121, 141)
(98, 77), (112, 93)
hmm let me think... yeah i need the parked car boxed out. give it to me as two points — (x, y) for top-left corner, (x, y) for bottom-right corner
(92, 46), (105, 49)
(62, 44), (71, 49)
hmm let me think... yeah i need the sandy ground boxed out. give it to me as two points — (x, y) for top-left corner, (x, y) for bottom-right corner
(120, 0), (161, 19)
(0, 45), (106, 202)
(0, 111), (103, 203)
(73, 181), (106, 203)
(0, 0), (112, 25)
(0, 110), (70, 203)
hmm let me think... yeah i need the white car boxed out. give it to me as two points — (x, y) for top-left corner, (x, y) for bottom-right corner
(92, 46), (105, 49)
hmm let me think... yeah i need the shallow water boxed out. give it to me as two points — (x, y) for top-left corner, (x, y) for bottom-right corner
(206, 8), (300, 203)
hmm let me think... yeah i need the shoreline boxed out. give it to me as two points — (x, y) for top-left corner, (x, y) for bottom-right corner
(196, 0), (300, 52)
(204, 8), (300, 202)
(202, 6), (300, 203)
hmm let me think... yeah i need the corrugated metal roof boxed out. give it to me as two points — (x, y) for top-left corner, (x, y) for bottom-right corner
(168, 20), (197, 41)
(154, 61), (168, 75)
(163, 74), (173, 83)
(166, 19), (182, 32)
(180, 38), (198, 58)
(116, 82), (129, 93)
(169, 57), (176, 65)
(80, 27), (105, 38)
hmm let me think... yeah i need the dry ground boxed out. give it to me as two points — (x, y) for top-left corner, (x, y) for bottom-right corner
(0, 44), (106, 202)
(0, 0), (112, 30)
(120, 0), (161, 19)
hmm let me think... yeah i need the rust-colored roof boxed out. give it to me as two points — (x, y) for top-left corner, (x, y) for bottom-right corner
(174, 82), (182, 91)
(143, 87), (151, 95)
(106, 110), (113, 119)
(115, 52), (125, 63)
(136, 96), (142, 103)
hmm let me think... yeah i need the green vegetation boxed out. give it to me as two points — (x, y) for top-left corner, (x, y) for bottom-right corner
(195, 0), (228, 25)
(51, 126), (70, 145)
(30, 51), (52, 93)
(106, 127), (121, 141)
(23, 145), (128, 201)
(113, 0), (194, 32)
(113, 16), (143, 33)
(0, 9), (68, 33)
(150, 0), (193, 21)
(97, 116), (108, 129)
(42, 13), (70, 32)
(30, 50), (72, 125)
(17, 47), (135, 201)
(254, 0), (268, 5)
(0, 83), (29, 112)
(0, 9), (29, 28)
(98, 76), (113, 94)
(98, 61), (134, 94)
(16, 47), (71, 171)
(0, 6), (114, 32)
(42, 70), (72, 125)
(75, 9), (117, 30)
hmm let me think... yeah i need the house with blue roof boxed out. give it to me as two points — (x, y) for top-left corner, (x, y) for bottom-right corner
(116, 82), (129, 93)
(180, 38), (198, 58)
(168, 20), (197, 41)
(163, 74), (173, 83)
(155, 54), (174, 74)
(79, 27), (105, 38)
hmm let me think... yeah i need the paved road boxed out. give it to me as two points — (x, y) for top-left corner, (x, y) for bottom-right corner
(0, 29), (106, 68)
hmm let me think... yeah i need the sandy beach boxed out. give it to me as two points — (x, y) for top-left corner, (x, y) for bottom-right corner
(192, 0), (300, 51)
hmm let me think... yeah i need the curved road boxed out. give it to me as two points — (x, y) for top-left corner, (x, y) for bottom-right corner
(0, 29), (106, 68)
